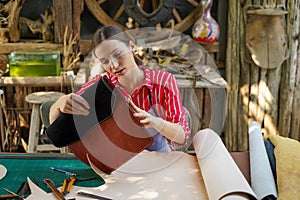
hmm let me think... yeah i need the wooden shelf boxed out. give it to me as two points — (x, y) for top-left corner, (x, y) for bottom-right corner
(0, 76), (71, 87)
(200, 42), (219, 53)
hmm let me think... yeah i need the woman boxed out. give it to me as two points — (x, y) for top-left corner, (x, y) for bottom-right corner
(50, 25), (190, 152)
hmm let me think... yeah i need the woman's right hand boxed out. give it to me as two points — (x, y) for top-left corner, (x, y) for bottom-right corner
(56, 93), (90, 115)
(49, 93), (90, 124)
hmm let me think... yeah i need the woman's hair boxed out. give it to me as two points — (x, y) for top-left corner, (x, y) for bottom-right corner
(91, 25), (128, 49)
(91, 24), (143, 65)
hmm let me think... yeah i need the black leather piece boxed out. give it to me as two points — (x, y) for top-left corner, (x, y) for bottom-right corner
(46, 76), (115, 147)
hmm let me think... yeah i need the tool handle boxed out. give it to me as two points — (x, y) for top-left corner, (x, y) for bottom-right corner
(66, 177), (76, 193)
(0, 194), (20, 199)
(43, 178), (66, 200)
(77, 191), (113, 200)
(21, 181), (29, 197)
(61, 179), (67, 193)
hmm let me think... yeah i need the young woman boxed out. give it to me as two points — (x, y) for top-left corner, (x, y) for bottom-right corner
(49, 25), (190, 152)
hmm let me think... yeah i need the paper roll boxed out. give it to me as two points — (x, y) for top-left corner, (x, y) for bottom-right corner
(248, 121), (277, 199)
(193, 128), (257, 200)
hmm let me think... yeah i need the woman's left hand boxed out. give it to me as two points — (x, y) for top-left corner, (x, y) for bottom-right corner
(128, 99), (153, 127)
(128, 99), (163, 130)
(128, 99), (184, 144)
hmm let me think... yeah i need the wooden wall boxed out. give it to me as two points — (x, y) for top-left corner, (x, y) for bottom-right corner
(225, 0), (300, 151)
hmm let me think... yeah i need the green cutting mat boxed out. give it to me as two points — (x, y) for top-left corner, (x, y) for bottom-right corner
(0, 153), (105, 195)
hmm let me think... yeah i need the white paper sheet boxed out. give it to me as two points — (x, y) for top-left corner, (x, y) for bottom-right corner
(87, 151), (208, 200)
(0, 164), (7, 180)
(248, 121), (277, 199)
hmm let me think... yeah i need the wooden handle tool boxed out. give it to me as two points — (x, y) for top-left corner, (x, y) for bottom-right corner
(0, 194), (20, 199)
(43, 178), (66, 200)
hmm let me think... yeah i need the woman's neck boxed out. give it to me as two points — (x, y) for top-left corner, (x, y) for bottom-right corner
(118, 67), (145, 94)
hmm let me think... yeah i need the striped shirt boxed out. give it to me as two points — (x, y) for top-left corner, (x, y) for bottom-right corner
(76, 66), (190, 149)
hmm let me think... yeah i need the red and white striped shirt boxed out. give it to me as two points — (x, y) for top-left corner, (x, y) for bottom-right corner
(76, 66), (190, 149)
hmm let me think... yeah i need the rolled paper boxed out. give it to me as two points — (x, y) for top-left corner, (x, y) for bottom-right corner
(193, 128), (256, 200)
(248, 121), (277, 199)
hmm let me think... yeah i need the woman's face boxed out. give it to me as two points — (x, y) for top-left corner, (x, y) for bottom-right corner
(93, 39), (136, 77)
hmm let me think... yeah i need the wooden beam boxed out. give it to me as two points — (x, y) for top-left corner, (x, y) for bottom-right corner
(0, 42), (64, 54)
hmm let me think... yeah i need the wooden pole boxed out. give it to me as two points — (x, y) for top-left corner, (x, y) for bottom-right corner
(237, 0), (252, 151)
(289, 0), (300, 140)
(225, 0), (240, 151)
(278, 0), (300, 137)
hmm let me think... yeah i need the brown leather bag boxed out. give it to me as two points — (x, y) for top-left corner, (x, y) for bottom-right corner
(46, 76), (153, 173)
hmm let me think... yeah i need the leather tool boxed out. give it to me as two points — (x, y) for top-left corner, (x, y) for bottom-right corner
(0, 194), (20, 199)
(61, 177), (76, 195)
(77, 191), (113, 200)
(43, 178), (66, 200)
(20, 181), (29, 198)
(2, 188), (23, 199)
(15, 181), (30, 199)
(61, 176), (96, 195)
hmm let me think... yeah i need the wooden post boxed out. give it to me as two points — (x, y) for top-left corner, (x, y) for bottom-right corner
(290, 51), (300, 140)
(53, 0), (83, 44)
(237, 0), (252, 151)
(225, 0), (242, 151)
(278, 0), (300, 138)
